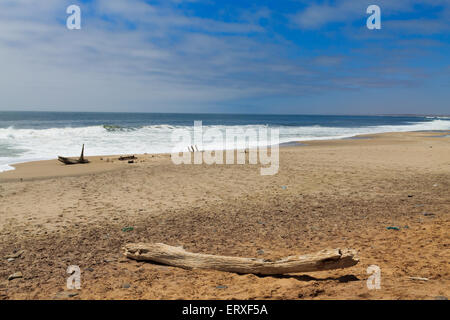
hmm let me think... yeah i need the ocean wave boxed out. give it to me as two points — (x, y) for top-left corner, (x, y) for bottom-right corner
(103, 124), (142, 132)
(426, 116), (450, 119)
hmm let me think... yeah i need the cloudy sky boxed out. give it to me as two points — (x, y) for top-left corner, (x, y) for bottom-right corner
(0, 0), (448, 114)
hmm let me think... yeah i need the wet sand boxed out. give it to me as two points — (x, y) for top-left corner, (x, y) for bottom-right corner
(0, 131), (449, 300)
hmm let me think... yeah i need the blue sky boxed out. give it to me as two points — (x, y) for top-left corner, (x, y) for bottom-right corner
(0, 0), (448, 114)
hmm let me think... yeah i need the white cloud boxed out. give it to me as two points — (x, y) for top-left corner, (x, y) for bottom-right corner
(290, 0), (449, 30)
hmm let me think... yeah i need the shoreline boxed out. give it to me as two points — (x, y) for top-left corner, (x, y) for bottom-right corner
(1, 129), (449, 182)
(0, 130), (450, 182)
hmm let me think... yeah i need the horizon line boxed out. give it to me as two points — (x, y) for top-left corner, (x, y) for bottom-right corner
(0, 110), (449, 117)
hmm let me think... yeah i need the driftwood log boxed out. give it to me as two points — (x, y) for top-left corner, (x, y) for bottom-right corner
(58, 144), (89, 165)
(122, 243), (359, 275)
(119, 155), (137, 161)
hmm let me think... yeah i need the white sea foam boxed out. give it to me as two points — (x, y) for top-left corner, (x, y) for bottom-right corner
(0, 119), (449, 172)
(0, 163), (15, 172)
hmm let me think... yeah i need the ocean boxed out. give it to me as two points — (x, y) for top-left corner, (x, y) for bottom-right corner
(1, 111), (449, 172)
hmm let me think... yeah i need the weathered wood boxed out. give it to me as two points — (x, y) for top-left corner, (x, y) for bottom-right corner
(79, 144), (87, 163)
(409, 276), (429, 281)
(122, 243), (359, 275)
(119, 155), (137, 161)
(58, 144), (89, 165)
(58, 156), (79, 165)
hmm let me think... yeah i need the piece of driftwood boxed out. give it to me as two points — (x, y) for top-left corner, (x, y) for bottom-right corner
(58, 144), (89, 165)
(119, 155), (137, 161)
(409, 276), (429, 281)
(122, 243), (359, 275)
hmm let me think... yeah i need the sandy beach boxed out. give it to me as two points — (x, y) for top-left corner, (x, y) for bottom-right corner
(0, 131), (449, 300)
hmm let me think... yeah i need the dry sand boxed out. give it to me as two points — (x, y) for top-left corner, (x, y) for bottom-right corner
(0, 131), (449, 300)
